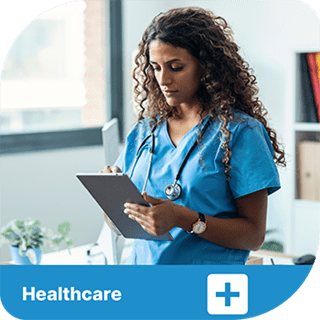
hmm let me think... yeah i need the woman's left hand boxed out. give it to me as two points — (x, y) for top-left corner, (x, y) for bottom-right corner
(124, 192), (181, 236)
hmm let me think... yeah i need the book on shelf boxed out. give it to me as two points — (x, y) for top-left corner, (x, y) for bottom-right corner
(298, 141), (320, 202)
(299, 53), (319, 123)
(306, 52), (320, 123)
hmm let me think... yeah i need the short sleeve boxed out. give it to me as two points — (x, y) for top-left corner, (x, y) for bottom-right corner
(114, 145), (126, 171)
(113, 119), (150, 174)
(113, 124), (139, 174)
(228, 119), (281, 198)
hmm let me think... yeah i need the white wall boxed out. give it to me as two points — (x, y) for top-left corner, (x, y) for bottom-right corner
(122, 0), (320, 252)
(123, 0), (319, 131)
(0, 146), (106, 262)
(1, 1), (319, 262)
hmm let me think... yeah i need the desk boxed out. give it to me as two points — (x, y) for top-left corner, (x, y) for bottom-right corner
(41, 244), (105, 265)
(252, 250), (295, 265)
(39, 245), (295, 265)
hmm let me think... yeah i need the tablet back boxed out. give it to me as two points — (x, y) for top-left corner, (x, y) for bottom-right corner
(77, 173), (173, 241)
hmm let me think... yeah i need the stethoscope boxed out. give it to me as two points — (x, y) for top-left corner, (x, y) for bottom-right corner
(129, 117), (211, 201)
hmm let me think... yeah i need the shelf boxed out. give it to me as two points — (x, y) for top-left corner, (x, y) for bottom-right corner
(293, 200), (320, 256)
(294, 199), (320, 209)
(295, 123), (320, 132)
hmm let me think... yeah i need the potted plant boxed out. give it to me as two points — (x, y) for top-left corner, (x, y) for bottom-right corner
(0, 218), (74, 265)
(261, 228), (284, 253)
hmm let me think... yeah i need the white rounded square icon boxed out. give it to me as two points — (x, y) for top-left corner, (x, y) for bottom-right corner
(207, 274), (248, 315)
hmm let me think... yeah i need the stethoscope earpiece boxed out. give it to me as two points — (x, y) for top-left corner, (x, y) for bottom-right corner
(165, 183), (182, 201)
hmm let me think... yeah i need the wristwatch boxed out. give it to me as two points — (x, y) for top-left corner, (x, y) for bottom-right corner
(188, 212), (207, 234)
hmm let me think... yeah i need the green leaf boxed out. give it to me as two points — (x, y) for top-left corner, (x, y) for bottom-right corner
(51, 236), (63, 246)
(25, 219), (40, 227)
(20, 239), (27, 252)
(58, 222), (71, 237)
(10, 220), (19, 231)
(19, 245), (26, 257)
(46, 229), (54, 238)
(26, 249), (37, 264)
(15, 228), (24, 236)
(31, 225), (42, 235)
(261, 240), (284, 253)
(265, 228), (278, 235)
(65, 238), (75, 248)
(5, 233), (20, 241)
(1, 226), (12, 234)
(1, 219), (74, 253)
(14, 220), (25, 230)
(25, 237), (33, 248)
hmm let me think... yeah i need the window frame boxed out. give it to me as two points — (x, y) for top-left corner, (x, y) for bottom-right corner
(0, 0), (123, 155)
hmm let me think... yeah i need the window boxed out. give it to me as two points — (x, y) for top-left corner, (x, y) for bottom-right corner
(1, 1), (109, 153)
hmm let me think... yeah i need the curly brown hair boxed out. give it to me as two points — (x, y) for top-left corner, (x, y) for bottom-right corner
(132, 7), (286, 180)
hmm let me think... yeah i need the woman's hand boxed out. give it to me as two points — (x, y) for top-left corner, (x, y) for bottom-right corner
(99, 165), (122, 235)
(124, 192), (183, 236)
(124, 187), (268, 251)
(99, 165), (121, 174)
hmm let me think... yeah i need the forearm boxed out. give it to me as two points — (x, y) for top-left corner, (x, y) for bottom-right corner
(175, 205), (265, 251)
(124, 190), (267, 250)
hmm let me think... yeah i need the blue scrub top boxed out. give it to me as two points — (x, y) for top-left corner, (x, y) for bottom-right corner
(114, 111), (281, 265)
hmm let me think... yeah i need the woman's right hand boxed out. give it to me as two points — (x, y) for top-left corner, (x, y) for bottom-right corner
(99, 165), (122, 236)
(99, 165), (122, 174)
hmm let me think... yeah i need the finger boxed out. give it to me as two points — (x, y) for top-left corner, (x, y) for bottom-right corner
(111, 166), (122, 173)
(99, 165), (112, 173)
(124, 207), (153, 230)
(128, 214), (153, 233)
(142, 192), (163, 206)
(124, 205), (145, 218)
(124, 202), (148, 214)
(125, 207), (160, 236)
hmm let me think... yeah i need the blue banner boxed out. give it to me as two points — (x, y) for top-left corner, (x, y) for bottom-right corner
(0, 265), (312, 319)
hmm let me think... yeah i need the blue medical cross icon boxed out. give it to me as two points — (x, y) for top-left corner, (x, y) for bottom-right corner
(216, 282), (240, 307)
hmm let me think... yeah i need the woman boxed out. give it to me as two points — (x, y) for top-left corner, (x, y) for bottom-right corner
(100, 7), (286, 265)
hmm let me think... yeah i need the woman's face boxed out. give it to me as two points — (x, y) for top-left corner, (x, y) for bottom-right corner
(149, 40), (202, 110)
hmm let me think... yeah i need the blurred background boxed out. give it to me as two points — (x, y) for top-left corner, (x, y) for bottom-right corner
(1, 0), (320, 262)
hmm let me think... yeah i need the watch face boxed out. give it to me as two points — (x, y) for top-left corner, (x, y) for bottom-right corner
(193, 221), (206, 234)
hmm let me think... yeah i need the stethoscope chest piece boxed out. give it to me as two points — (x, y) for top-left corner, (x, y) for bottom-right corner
(131, 117), (211, 202)
(165, 183), (182, 201)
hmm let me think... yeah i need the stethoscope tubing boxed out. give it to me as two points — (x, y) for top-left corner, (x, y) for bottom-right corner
(130, 117), (211, 200)
(128, 125), (157, 184)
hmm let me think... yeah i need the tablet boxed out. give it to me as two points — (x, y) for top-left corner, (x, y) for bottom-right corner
(76, 173), (173, 241)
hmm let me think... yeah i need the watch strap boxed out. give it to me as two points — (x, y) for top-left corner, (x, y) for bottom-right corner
(198, 212), (206, 223)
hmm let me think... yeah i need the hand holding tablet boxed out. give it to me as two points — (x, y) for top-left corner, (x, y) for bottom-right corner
(76, 172), (173, 241)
